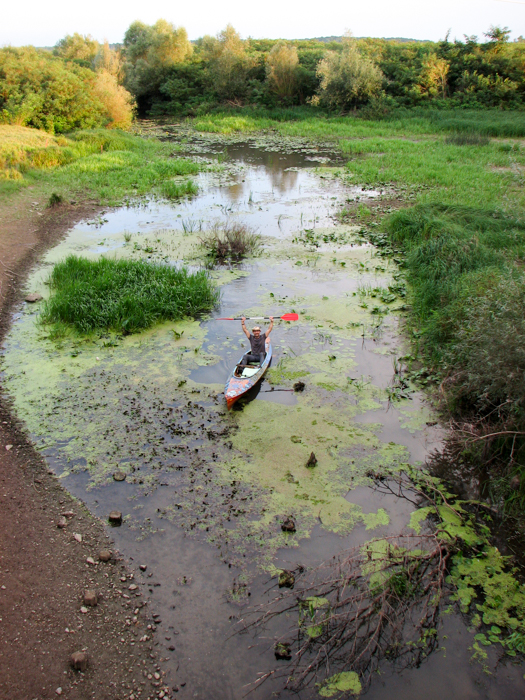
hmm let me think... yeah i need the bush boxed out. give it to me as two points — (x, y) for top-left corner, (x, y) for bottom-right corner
(452, 273), (525, 411)
(0, 47), (134, 133)
(199, 221), (261, 262)
(92, 70), (135, 129)
(40, 256), (219, 334)
(309, 37), (383, 111)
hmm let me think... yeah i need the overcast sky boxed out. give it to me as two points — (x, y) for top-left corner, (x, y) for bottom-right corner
(3, 0), (525, 47)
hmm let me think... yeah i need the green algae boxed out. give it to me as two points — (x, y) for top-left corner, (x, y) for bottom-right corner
(318, 672), (362, 698)
(1, 141), (443, 588)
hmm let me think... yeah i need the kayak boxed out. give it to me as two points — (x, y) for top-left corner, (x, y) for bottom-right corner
(224, 339), (272, 409)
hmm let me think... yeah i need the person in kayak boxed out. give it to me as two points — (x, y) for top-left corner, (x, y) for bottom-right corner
(239, 316), (273, 368)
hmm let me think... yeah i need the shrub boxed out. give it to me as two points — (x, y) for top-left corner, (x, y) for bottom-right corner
(266, 42), (299, 101)
(0, 47), (134, 133)
(451, 273), (525, 411)
(40, 256), (219, 334)
(199, 221), (261, 262)
(92, 70), (135, 129)
(314, 36), (383, 111)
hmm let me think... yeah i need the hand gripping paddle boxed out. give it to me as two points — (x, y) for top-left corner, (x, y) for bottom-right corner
(217, 313), (299, 321)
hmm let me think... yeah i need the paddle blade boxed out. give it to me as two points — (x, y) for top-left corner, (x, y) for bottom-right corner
(281, 313), (299, 321)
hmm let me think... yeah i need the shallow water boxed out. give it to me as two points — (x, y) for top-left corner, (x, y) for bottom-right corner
(2, 135), (524, 698)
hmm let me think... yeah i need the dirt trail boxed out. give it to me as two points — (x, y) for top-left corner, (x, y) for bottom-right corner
(0, 191), (170, 700)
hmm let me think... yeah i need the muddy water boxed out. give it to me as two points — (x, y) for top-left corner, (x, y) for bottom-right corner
(2, 137), (523, 698)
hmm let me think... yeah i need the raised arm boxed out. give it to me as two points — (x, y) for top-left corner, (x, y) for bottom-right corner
(241, 316), (251, 339)
(265, 317), (274, 338)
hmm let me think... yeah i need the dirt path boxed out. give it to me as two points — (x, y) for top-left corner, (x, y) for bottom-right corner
(0, 191), (172, 700)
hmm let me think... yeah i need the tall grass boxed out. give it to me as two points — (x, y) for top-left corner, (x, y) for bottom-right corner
(383, 203), (525, 514)
(0, 126), (203, 204)
(40, 256), (219, 334)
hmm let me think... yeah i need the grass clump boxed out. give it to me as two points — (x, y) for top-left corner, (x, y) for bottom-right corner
(199, 221), (261, 263)
(160, 179), (198, 200)
(444, 133), (490, 147)
(40, 255), (219, 334)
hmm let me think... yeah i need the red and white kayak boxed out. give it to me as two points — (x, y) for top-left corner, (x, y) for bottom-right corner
(224, 338), (272, 409)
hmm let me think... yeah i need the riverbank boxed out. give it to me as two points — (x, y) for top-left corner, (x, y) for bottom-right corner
(0, 192), (173, 700)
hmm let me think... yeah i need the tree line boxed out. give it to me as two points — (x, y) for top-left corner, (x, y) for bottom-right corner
(120, 22), (525, 114)
(1, 22), (524, 132)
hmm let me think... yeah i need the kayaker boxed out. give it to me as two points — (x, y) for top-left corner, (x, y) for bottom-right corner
(239, 316), (273, 368)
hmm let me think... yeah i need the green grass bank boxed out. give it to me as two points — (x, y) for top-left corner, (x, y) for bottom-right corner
(0, 125), (202, 205)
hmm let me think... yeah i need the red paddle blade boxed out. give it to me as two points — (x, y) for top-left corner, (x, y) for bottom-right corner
(281, 313), (298, 321)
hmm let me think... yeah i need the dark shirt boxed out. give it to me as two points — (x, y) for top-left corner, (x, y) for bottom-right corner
(249, 333), (266, 355)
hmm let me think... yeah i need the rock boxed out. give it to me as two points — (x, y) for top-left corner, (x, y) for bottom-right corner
(278, 570), (295, 588)
(128, 584), (138, 591)
(61, 510), (75, 518)
(57, 516), (67, 529)
(86, 557), (96, 566)
(5, 445), (12, 451)
(73, 533), (82, 543)
(108, 510), (122, 525)
(293, 381), (305, 392)
(83, 590), (98, 606)
(113, 470), (126, 482)
(80, 606), (88, 614)
(281, 518), (296, 533)
(25, 293), (43, 303)
(56, 688), (62, 696)
(70, 651), (88, 672)
(99, 549), (112, 562)
(139, 564), (147, 571)
(306, 452), (317, 468)
(274, 642), (292, 660)
(510, 475), (521, 491)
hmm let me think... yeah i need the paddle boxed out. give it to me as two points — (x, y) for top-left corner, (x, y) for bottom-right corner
(217, 313), (299, 321)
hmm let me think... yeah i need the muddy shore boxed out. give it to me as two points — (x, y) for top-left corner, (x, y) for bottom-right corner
(0, 190), (173, 700)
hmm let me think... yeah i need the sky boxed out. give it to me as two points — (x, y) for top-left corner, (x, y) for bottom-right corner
(2, 0), (525, 47)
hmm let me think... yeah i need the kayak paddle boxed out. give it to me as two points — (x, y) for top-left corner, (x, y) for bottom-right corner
(217, 313), (299, 321)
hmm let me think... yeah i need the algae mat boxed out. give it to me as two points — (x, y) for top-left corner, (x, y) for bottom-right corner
(1, 210), (440, 584)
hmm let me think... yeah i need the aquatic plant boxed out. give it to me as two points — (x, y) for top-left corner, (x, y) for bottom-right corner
(40, 255), (219, 334)
(243, 468), (525, 695)
(160, 178), (198, 200)
(199, 220), (261, 263)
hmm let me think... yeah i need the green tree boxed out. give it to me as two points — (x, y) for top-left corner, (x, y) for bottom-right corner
(123, 20), (192, 109)
(0, 46), (133, 132)
(54, 33), (99, 67)
(266, 42), (299, 101)
(315, 36), (383, 110)
(418, 53), (450, 98)
(202, 25), (254, 101)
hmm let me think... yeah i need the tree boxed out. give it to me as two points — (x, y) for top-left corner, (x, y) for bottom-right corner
(315, 36), (383, 111)
(202, 25), (254, 101)
(266, 42), (299, 101)
(54, 33), (99, 66)
(93, 70), (135, 129)
(419, 53), (450, 98)
(123, 20), (192, 107)
(94, 40), (124, 82)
